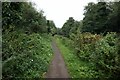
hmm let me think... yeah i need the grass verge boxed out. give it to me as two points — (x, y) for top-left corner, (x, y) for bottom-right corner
(55, 36), (100, 78)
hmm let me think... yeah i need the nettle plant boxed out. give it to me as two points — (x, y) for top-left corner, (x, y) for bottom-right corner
(2, 31), (52, 78)
(93, 32), (120, 77)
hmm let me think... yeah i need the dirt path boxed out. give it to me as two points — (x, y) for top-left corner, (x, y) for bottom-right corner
(45, 38), (69, 78)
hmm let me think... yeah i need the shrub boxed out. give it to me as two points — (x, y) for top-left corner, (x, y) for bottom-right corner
(2, 30), (52, 79)
(73, 32), (120, 78)
(93, 32), (120, 78)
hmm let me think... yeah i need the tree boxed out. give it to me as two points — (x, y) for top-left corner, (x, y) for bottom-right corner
(82, 2), (112, 34)
(2, 2), (48, 33)
(61, 17), (75, 37)
(47, 20), (57, 34)
(106, 2), (120, 32)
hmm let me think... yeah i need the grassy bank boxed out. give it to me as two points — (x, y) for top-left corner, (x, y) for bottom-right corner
(55, 36), (100, 78)
(2, 31), (53, 79)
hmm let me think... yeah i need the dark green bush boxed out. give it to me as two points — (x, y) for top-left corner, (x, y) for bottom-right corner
(73, 32), (120, 78)
(2, 30), (53, 79)
(93, 32), (120, 78)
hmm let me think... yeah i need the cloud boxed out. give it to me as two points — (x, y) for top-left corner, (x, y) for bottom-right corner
(30, 0), (97, 28)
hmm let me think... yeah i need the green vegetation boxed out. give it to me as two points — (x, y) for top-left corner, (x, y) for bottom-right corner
(47, 20), (57, 35)
(2, 1), (120, 79)
(55, 33), (120, 78)
(2, 2), (56, 79)
(3, 32), (53, 78)
(73, 32), (120, 78)
(55, 36), (100, 78)
(55, 32), (120, 78)
(57, 1), (120, 79)
(59, 2), (120, 37)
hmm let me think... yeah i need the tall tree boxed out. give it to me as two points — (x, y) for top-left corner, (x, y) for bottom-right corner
(2, 2), (48, 33)
(61, 17), (75, 37)
(106, 2), (120, 32)
(47, 20), (57, 34)
(82, 2), (112, 33)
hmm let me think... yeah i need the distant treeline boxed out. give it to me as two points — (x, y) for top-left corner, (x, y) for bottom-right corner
(59, 2), (120, 37)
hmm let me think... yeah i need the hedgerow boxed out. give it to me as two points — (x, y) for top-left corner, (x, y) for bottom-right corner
(2, 30), (53, 79)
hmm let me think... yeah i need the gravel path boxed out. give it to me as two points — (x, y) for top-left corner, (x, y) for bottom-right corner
(45, 38), (69, 78)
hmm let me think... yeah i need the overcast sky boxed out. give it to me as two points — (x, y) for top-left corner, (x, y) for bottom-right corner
(30, 0), (97, 28)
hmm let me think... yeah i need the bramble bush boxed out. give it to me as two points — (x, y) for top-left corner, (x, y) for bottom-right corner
(56, 35), (101, 78)
(2, 2), (55, 79)
(74, 32), (120, 78)
(2, 30), (53, 79)
(73, 32), (102, 60)
(93, 32), (120, 78)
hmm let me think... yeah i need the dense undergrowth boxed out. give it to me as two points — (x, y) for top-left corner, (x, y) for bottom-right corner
(55, 32), (120, 79)
(2, 2), (56, 79)
(2, 1), (120, 79)
(73, 32), (120, 79)
(2, 30), (53, 79)
(55, 36), (100, 78)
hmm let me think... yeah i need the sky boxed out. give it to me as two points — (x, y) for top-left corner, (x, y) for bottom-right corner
(30, 0), (97, 28)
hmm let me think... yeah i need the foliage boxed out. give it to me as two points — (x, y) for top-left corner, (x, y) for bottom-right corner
(60, 2), (120, 36)
(2, 2), (23, 27)
(57, 1), (120, 79)
(2, 1), (120, 79)
(56, 36), (73, 48)
(47, 20), (57, 34)
(2, 2), (55, 79)
(81, 2), (120, 33)
(2, 30), (53, 79)
(55, 36), (100, 78)
(73, 32), (101, 54)
(82, 2), (112, 33)
(61, 17), (81, 37)
(56, 32), (120, 78)
(2, 2), (55, 33)
(93, 32), (120, 78)
(73, 32), (120, 78)
(106, 2), (120, 32)
(59, 2), (120, 78)
(61, 2), (120, 36)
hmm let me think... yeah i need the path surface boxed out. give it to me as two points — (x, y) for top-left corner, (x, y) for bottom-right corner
(45, 38), (69, 78)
